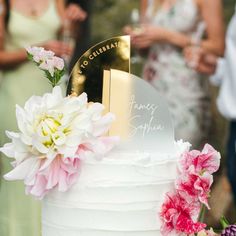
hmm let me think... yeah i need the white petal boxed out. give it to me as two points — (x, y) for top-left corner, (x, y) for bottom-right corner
(92, 113), (115, 136)
(32, 139), (49, 154)
(52, 131), (66, 146)
(4, 157), (38, 181)
(24, 159), (42, 185)
(66, 133), (82, 146)
(16, 105), (28, 134)
(6, 131), (20, 139)
(58, 145), (77, 157)
(0, 143), (15, 157)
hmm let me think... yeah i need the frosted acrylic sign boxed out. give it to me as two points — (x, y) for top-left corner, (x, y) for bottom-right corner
(104, 69), (175, 154)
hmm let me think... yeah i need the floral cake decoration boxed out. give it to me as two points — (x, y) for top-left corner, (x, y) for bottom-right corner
(0, 47), (119, 199)
(0, 47), (234, 235)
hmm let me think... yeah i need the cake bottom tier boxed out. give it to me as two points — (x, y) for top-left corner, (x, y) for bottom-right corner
(42, 199), (163, 236)
(41, 151), (181, 236)
(42, 226), (162, 236)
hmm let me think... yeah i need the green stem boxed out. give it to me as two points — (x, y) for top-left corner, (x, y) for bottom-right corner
(198, 204), (206, 223)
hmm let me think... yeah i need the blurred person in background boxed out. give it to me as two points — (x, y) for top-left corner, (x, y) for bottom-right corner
(67, 0), (92, 72)
(0, 0), (86, 235)
(184, 5), (236, 205)
(125, 0), (225, 148)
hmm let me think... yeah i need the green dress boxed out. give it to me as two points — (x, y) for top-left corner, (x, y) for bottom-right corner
(0, 1), (61, 235)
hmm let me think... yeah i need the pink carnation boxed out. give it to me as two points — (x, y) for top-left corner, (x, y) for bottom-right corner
(160, 192), (205, 235)
(180, 144), (221, 175)
(176, 172), (213, 209)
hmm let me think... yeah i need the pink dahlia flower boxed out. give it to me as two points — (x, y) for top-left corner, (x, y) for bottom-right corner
(0, 87), (118, 199)
(25, 155), (81, 199)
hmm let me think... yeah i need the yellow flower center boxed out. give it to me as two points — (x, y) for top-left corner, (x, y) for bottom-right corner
(35, 113), (70, 148)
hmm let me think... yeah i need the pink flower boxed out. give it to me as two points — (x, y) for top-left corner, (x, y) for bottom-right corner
(1, 87), (118, 199)
(39, 57), (64, 76)
(76, 136), (120, 160)
(176, 214), (206, 235)
(52, 56), (64, 70)
(160, 192), (205, 235)
(26, 46), (65, 77)
(26, 46), (54, 63)
(180, 144), (221, 175)
(176, 172), (213, 209)
(25, 155), (80, 199)
(39, 59), (55, 76)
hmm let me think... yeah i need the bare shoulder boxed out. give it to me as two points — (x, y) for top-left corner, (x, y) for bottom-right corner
(0, 0), (6, 17)
(55, 0), (65, 18)
(195, 0), (222, 9)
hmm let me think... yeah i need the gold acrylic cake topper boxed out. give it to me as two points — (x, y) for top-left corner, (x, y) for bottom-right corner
(67, 36), (175, 154)
(67, 35), (130, 102)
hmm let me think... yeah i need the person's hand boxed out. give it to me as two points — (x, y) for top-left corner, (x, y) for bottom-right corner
(123, 25), (133, 35)
(184, 46), (218, 75)
(41, 40), (73, 57)
(131, 25), (166, 49)
(65, 3), (87, 22)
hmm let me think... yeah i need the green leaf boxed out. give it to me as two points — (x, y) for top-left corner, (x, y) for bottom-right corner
(220, 216), (230, 229)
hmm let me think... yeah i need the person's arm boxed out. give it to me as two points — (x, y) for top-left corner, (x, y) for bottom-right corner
(55, 0), (66, 19)
(140, 0), (148, 22)
(198, 0), (225, 56)
(56, 0), (87, 22)
(0, 1), (28, 69)
(184, 46), (218, 75)
(160, 0), (225, 55)
(132, 0), (225, 56)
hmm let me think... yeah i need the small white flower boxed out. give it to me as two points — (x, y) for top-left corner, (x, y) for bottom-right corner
(52, 56), (64, 70)
(26, 46), (54, 63)
(39, 60), (55, 76)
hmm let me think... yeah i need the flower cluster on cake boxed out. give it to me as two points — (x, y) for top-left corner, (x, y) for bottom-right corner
(0, 47), (231, 236)
(0, 47), (118, 199)
(160, 144), (221, 235)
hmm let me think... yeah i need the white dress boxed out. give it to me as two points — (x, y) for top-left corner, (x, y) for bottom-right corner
(143, 0), (210, 147)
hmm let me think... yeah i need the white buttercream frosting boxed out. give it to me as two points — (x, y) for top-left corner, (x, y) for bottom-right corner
(42, 141), (188, 236)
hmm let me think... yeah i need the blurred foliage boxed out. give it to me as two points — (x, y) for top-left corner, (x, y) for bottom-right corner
(91, 0), (139, 44)
(224, 0), (235, 23)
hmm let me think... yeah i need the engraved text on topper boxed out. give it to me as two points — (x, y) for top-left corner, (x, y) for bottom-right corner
(78, 41), (122, 74)
(129, 95), (164, 137)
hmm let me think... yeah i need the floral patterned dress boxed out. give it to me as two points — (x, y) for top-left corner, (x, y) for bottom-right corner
(143, 0), (210, 147)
